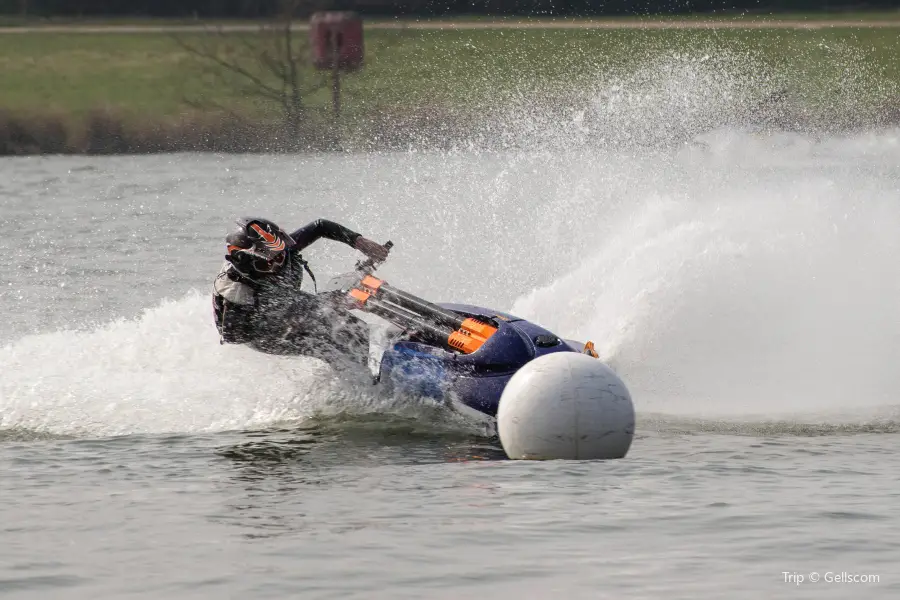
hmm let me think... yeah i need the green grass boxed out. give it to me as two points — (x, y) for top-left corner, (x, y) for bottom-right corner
(413, 10), (900, 22)
(579, 9), (900, 21)
(1, 25), (898, 124)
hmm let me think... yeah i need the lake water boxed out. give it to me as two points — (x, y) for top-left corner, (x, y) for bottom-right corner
(3, 119), (900, 598)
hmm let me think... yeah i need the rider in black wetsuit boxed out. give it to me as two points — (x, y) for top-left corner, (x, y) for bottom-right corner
(212, 217), (390, 368)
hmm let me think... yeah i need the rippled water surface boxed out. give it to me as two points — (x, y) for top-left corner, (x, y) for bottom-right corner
(3, 115), (900, 598)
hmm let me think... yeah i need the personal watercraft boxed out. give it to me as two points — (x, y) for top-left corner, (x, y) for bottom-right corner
(325, 242), (603, 419)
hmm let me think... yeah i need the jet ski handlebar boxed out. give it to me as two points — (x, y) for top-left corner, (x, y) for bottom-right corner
(332, 239), (499, 355)
(344, 265), (499, 355)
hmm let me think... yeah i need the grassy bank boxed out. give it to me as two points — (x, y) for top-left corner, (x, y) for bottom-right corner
(2, 23), (899, 154)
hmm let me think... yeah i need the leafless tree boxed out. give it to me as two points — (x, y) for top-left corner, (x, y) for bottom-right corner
(173, 0), (327, 136)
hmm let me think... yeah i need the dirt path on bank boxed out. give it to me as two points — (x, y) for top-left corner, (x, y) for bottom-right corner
(1, 18), (899, 33)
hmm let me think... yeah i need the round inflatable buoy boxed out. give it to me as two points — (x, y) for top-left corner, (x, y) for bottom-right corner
(497, 352), (635, 460)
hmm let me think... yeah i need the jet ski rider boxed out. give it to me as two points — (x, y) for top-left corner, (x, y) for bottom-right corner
(212, 217), (391, 367)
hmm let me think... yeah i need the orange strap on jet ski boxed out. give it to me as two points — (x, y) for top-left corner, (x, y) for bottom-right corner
(349, 288), (371, 305)
(448, 318), (498, 354)
(347, 276), (383, 307)
(460, 318), (496, 339)
(361, 275), (383, 293)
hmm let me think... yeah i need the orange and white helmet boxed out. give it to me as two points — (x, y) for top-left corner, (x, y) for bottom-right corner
(225, 217), (295, 280)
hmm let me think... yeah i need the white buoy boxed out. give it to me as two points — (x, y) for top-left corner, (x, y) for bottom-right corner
(497, 352), (635, 460)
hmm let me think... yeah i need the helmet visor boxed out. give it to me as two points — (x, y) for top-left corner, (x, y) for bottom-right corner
(249, 250), (286, 273)
(228, 244), (287, 275)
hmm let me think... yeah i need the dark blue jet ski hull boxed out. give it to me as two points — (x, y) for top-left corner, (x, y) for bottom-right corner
(375, 303), (588, 418)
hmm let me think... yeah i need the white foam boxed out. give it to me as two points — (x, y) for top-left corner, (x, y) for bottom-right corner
(0, 291), (495, 438)
(0, 292), (358, 436)
(510, 130), (900, 418)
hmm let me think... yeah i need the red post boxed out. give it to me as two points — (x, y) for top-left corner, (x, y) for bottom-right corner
(309, 11), (364, 119)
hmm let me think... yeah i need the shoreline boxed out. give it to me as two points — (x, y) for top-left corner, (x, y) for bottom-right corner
(3, 106), (899, 157)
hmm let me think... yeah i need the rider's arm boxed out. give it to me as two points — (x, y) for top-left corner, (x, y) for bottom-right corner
(289, 219), (361, 252)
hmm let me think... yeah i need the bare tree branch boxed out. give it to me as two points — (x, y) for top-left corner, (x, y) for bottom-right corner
(183, 96), (248, 125)
(172, 32), (286, 102)
(172, 0), (359, 136)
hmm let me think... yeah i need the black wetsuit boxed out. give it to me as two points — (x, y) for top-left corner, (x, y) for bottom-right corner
(212, 219), (370, 367)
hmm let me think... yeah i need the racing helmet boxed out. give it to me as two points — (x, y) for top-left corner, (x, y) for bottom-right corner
(225, 217), (295, 280)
